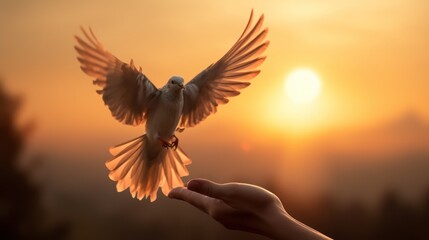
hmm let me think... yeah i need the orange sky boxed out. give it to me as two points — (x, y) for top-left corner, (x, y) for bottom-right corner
(1, 0), (429, 201)
(1, 0), (428, 141)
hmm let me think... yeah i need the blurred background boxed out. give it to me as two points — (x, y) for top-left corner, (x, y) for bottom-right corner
(1, 0), (428, 239)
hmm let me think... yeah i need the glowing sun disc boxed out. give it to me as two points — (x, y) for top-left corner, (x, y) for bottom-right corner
(285, 68), (321, 103)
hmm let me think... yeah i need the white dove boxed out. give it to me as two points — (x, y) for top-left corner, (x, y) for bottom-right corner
(74, 10), (269, 202)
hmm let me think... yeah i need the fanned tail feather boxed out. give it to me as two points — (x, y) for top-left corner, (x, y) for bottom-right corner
(105, 134), (192, 202)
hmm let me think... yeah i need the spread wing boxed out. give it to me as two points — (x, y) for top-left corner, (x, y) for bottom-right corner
(74, 27), (159, 126)
(180, 10), (269, 128)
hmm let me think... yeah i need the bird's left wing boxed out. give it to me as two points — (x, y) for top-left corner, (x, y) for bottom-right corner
(180, 10), (269, 128)
(75, 27), (159, 126)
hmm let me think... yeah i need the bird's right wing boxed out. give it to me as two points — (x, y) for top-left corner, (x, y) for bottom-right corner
(74, 27), (159, 126)
(180, 10), (269, 128)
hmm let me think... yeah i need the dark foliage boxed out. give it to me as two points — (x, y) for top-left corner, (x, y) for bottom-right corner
(0, 81), (69, 240)
(272, 184), (429, 240)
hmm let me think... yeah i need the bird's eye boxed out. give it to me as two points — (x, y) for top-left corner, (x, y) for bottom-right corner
(171, 80), (174, 84)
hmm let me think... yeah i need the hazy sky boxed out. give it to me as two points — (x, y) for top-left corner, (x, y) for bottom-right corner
(1, 0), (428, 135)
(1, 0), (428, 200)
(1, 0), (428, 141)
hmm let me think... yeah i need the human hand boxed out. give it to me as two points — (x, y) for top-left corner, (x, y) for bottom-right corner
(168, 178), (331, 240)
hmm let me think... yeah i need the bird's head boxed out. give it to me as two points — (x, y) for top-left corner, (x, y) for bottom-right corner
(167, 76), (185, 91)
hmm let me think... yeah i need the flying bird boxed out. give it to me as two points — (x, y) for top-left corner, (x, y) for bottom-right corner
(74, 10), (269, 201)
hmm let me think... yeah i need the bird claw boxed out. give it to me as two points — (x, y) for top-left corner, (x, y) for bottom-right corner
(170, 135), (179, 150)
(159, 137), (171, 149)
(158, 135), (179, 150)
(162, 142), (170, 148)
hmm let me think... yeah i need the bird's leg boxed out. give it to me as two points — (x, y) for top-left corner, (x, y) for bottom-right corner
(169, 135), (179, 150)
(158, 136), (171, 149)
(157, 136), (179, 150)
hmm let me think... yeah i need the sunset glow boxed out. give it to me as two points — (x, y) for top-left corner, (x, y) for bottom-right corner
(285, 68), (321, 104)
(1, 1), (429, 239)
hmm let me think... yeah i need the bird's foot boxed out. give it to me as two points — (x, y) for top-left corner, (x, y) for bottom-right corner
(158, 137), (171, 149)
(158, 136), (179, 150)
(170, 135), (179, 150)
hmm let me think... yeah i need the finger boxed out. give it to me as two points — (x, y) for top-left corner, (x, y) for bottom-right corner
(187, 178), (234, 201)
(171, 187), (265, 234)
(168, 187), (213, 214)
(187, 179), (278, 210)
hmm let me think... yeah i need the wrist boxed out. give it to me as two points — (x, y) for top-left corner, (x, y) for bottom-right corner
(268, 212), (332, 240)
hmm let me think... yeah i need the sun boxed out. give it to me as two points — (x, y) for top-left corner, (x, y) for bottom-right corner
(285, 68), (322, 104)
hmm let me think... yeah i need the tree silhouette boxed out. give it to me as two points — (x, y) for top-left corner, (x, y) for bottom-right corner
(0, 80), (68, 239)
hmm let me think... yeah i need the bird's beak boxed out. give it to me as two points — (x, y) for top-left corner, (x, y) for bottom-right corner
(178, 83), (184, 89)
